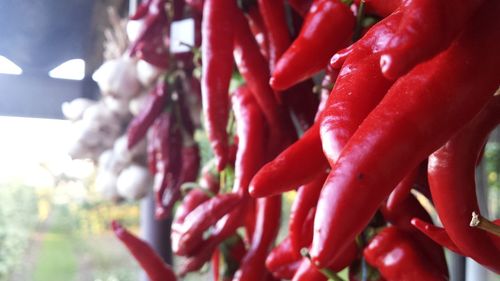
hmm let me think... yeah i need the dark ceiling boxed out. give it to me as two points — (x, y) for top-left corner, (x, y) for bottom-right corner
(0, 0), (94, 74)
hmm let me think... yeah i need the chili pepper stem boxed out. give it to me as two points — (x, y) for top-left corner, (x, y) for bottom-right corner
(353, 0), (366, 41)
(470, 211), (500, 237)
(300, 248), (345, 281)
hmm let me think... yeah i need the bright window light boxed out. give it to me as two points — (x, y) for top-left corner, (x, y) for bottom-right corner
(0, 56), (23, 75)
(49, 59), (85, 80)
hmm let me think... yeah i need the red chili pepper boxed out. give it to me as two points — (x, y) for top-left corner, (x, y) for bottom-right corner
(128, 0), (170, 69)
(249, 124), (329, 197)
(212, 248), (221, 281)
(172, 0), (185, 20)
(147, 130), (158, 174)
(152, 112), (183, 220)
(270, 260), (302, 280)
(319, 11), (400, 167)
(179, 236), (220, 276)
(257, 0), (291, 70)
(127, 83), (168, 150)
(232, 85), (267, 195)
(179, 202), (249, 276)
(185, 0), (204, 13)
(233, 196), (281, 281)
(410, 218), (464, 255)
(289, 173), (327, 255)
(379, 0), (486, 79)
(287, 0), (312, 16)
(355, 0), (401, 17)
(171, 188), (210, 255)
(292, 241), (358, 281)
(291, 259), (326, 281)
(111, 221), (177, 281)
(282, 79), (319, 132)
(233, 7), (294, 142)
(270, 0), (355, 91)
(199, 163), (220, 194)
(266, 237), (301, 275)
(385, 160), (428, 210)
(380, 194), (448, 277)
(311, 1), (500, 266)
(426, 94), (500, 272)
(246, 6), (270, 60)
(364, 226), (447, 281)
(201, 0), (235, 171)
(176, 193), (243, 255)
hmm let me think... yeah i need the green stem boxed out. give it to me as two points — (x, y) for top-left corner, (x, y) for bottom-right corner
(353, 0), (366, 42)
(341, 0), (354, 6)
(180, 182), (215, 197)
(320, 268), (344, 281)
(300, 248), (345, 281)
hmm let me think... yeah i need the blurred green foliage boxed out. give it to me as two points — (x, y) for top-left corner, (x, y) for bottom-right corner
(485, 142), (500, 190)
(0, 185), (38, 280)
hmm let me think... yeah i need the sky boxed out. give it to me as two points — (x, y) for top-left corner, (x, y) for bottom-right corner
(0, 116), (94, 188)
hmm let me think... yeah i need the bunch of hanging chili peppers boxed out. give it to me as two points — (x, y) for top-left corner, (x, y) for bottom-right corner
(111, 0), (500, 280)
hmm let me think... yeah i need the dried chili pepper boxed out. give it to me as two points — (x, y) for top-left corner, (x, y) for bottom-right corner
(270, 0), (355, 90)
(128, 0), (170, 69)
(152, 112), (183, 220)
(364, 226), (447, 281)
(161, 143), (201, 220)
(201, 0), (235, 170)
(127, 83), (168, 149)
(311, 1), (500, 266)
(111, 221), (177, 281)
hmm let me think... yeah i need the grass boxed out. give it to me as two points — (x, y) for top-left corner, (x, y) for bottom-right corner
(33, 232), (77, 281)
(33, 206), (77, 281)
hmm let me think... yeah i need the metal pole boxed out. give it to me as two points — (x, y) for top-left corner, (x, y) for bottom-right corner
(139, 192), (172, 281)
(449, 253), (466, 281)
(129, 0), (138, 16)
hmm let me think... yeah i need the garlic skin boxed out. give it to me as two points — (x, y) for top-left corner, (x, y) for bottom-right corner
(62, 98), (96, 121)
(129, 91), (150, 116)
(137, 59), (163, 87)
(116, 164), (152, 200)
(95, 170), (121, 201)
(93, 56), (142, 99)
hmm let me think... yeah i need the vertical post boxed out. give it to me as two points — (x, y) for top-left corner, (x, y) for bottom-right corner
(449, 253), (466, 281)
(129, 0), (138, 16)
(139, 192), (172, 281)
